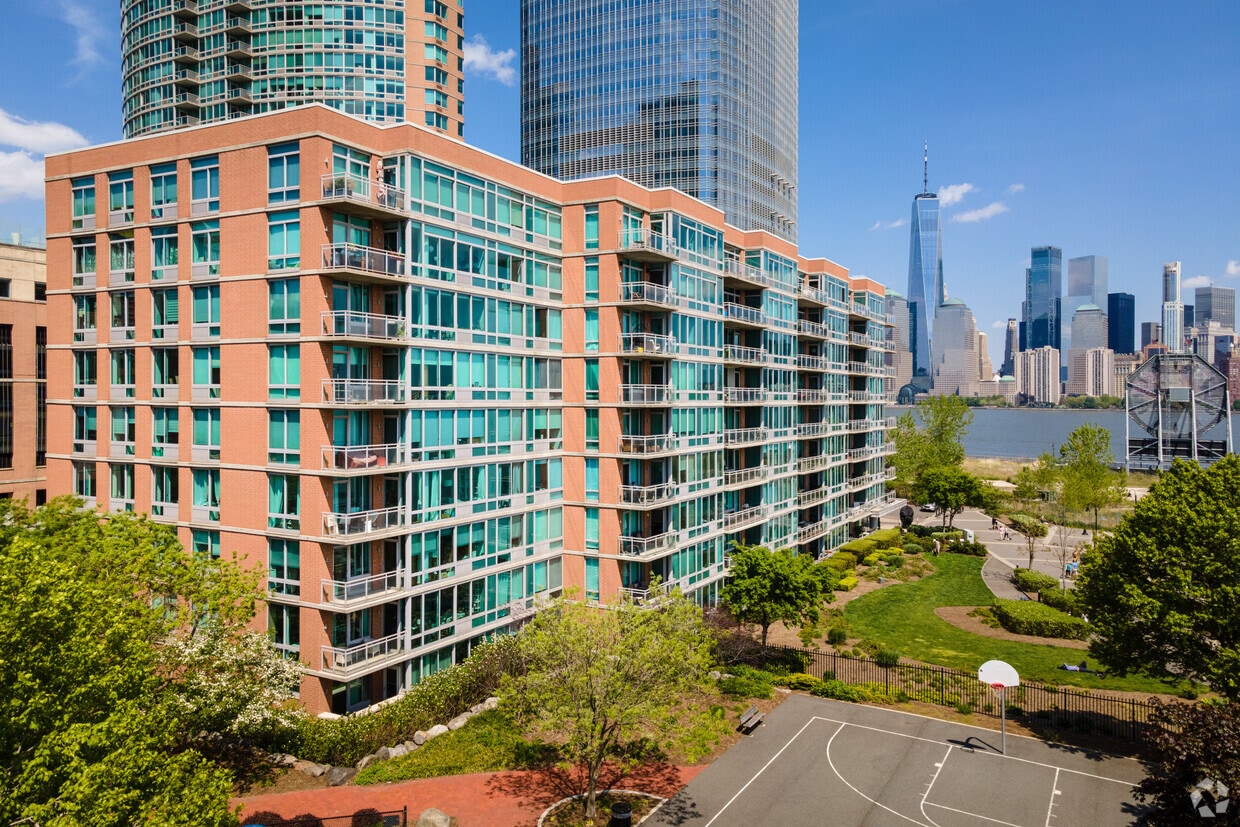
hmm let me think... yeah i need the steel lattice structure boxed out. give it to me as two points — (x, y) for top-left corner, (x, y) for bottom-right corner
(1126, 352), (1232, 470)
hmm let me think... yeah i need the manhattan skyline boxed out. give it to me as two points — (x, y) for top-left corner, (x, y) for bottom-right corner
(0, 1), (1237, 368)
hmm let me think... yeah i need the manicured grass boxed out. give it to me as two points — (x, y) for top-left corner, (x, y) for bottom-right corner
(843, 554), (1191, 694)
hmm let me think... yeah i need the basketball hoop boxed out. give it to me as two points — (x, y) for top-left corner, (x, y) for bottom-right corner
(990, 682), (1005, 691)
(978, 660), (1021, 755)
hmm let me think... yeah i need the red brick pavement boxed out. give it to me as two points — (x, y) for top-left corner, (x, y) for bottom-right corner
(238, 763), (703, 827)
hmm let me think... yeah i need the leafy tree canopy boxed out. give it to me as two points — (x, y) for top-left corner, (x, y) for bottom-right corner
(502, 587), (710, 819)
(891, 395), (974, 496)
(0, 498), (301, 827)
(720, 544), (831, 646)
(1077, 457), (1240, 699)
(1058, 423), (1126, 525)
(914, 467), (988, 529)
(1134, 700), (1240, 825)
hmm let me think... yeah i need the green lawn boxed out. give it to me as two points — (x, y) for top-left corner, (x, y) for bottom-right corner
(843, 554), (1190, 695)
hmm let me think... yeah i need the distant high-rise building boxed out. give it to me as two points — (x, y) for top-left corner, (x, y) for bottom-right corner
(1107, 292), (1136, 354)
(1141, 321), (1163, 349)
(1071, 304), (1108, 351)
(120, 0), (465, 138)
(931, 298), (978, 397)
(1185, 304), (1195, 328)
(977, 330), (994, 381)
(1163, 262), (1185, 353)
(1020, 246), (1062, 352)
(521, 0), (798, 241)
(1001, 318), (1018, 375)
(906, 146), (942, 386)
(1067, 348), (1116, 397)
(1196, 286), (1237, 330)
(1192, 322), (1234, 368)
(885, 291), (914, 392)
(1063, 256), (1108, 351)
(1015, 346), (1062, 406)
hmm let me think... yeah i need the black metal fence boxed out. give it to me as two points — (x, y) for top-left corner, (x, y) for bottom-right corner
(767, 645), (1161, 743)
(242, 808), (406, 827)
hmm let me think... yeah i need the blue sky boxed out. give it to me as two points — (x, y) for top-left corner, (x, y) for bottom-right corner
(1, 0), (1237, 367)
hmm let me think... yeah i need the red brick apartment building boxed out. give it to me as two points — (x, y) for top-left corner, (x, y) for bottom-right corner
(0, 240), (47, 504)
(45, 106), (893, 714)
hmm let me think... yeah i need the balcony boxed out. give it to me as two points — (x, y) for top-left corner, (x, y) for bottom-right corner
(723, 504), (769, 530)
(225, 61), (252, 80)
(172, 44), (199, 62)
(618, 433), (677, 454)
(721, 258), (772, 289)
(619, 281), (678, 308)
(797, 519), (832, 543)
(620, 481), (678, 507)
(799, 284), (834, 306)
(321, 570), (402, 607)
(798, 483), (844, 507)
(320, 631), (405, 679)
(722, 344), (766, 365)
(620, 384), (673, 406)
(172, 21), (198, 41)
(797, 388), (843, 403)
(322, 443), (402, 473)
(224, 15), (251, 33)
(322, 505), (406, 539)
(618, 228), (679, 262)
(723, 302), (765, 327)
(796, 453), (844, 473)
(172, 0), (198, 18)
(320, 173), (406, 219)
(848, 445), (890, 462)
(321, 243), (406, 281)
(723, 466), (767, 488)
(321, 310), (405, 341)
(619, 531), (678, 557)
(724, 427), (767, 446)
(798, 320), (829, 339)
(849, 390), (891, 403)
(173, 68), (199, 87)
(619, 332), (677, 356)
(723, 387), (766, 404)
(321, 378), (406, 405)
(796, 422), (838, 438)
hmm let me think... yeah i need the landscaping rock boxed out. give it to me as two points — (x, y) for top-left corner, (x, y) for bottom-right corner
(709, 670), (722, 681)
(417, 808), (451, 827)
(390, 744), (408, 758)
(294, 760), (328, 777)
(426, 724), (449, 740)
(447, 713), (471, 731)
(470, 702), (486, 714)
(356, 754), (377, 771)
(376, 746), (391, 761)
(275, 753), (297, 767)
(327, 767), (355, 786)
(403, 740), (417, 752)
(413, 730), (428, 746)
(483, 696), (500, 710)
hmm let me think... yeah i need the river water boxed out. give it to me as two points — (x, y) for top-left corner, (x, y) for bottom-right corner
(890, 406), (1239, 461)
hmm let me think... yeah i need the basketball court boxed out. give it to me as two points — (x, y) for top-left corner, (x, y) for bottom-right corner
(647, 693), (1148, 826)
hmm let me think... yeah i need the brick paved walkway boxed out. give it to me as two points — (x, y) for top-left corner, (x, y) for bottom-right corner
(238, 764), (704, 827)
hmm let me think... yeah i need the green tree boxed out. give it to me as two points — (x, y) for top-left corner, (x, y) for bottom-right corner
(0, 499), (300, 827)
(1077, 457), (1240, 699)
(1012, 466), (1039, 509)
(721, 544), (829, 646)
(914, 467), (987, 529)
(1133, 700), (1240, 825)
(1059, 423), (1126, 532)
(502, 588), (710, 820)
(890, 395), (975, 497)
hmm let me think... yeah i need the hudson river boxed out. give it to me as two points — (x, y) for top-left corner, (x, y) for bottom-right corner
(890, 406), (1239, 461)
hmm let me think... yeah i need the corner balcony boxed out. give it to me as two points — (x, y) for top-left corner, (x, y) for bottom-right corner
(724, 427), (767, 446)
(620, 384), (674, 406)
(723, 302), (766, 328)
(848, 444), (891, 462)
(619, 531), (678, 558)
(619, 281), (678, 308)
(322, 505), (406, 540)
(721, 258), (773, 289)
(619, 228), (679, 262)
(322, 442), (402, 474)
(320, 570), (403, 608)
(618, 433), (678, 454)
(320, 631), (405, 679)
(321, 243), (406, 282)
(322, 378), (406, 405)
(723, 504), (769, 530)
(619, 333), (677, 357)
(798, 284), (835, 307)
(722, 344), (767, 365)
(620, 481), (679, 508)
(319, 173), (406, 220)
(321, 310), (405, 341)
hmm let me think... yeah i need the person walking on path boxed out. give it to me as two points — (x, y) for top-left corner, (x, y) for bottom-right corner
(933, 538), (941, 556)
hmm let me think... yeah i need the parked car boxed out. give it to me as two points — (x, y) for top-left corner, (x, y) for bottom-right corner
(920, 502), (937, 512)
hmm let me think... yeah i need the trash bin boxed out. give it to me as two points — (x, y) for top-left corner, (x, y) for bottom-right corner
(610, 800), (633, 827)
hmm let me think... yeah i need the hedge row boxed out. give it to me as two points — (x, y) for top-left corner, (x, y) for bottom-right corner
(1009, 514), (1048, 537)
(992, 599), (1089, 640)
(1012, 568), (1059, 594)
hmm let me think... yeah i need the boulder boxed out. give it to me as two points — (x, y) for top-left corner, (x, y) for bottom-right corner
(356, 754), (378, 771)
(425, 724), (449, 740)
(447, 713), (471, 731)
(390, 744), (408, 758)
(470, 702), (486, 714)
(483, 697), (500, 711)
(294, 760), (328, 777)
(326, 766), (356, 787)
(275, 753), (297, 767)
(416, 808), (452, 827)
(413, 731), (428, 746)
(403, 740), (418, 752)
(375, 746), (391, 761)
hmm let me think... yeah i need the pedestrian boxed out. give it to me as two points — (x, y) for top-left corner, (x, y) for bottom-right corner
(991, 516), (998, 531)
(933, 538), (941, 557)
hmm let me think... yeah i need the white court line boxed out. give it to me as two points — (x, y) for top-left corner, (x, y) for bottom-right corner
(918, 747), (952, 827)
(825, 721), (934, 827)
(1044, 768), (1062, 827)
(924, 801), (1026, 827)
(699, 717), (830, 827)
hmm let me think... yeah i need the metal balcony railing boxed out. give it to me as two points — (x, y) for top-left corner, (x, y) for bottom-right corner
(321, 378), (406, 405)
(724, 427), (767, 446)
(320, 172), (406, 213)
(322, 443), (402, 472)
(322, 505), (405, 538)
(618, 433), (678, 454)
(321, 243), (406, 279)
(619, 281), (677, 306)
(321, 570), (403, 605)
(723, 344), (767, 364)
(321, 310), (405, 340)
(320, 631), (404, 676)
(620, 384), (674, 405)
(619, 531), (678, 557)
(620, 481), (678, 506)
(619, 333), (677, 355)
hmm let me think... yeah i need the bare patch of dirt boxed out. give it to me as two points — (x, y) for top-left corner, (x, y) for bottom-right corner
(239, 766), (329, 798)
(933, 606), (1089, 650)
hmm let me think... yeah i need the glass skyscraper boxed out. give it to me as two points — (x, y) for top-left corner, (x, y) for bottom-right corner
(520, 0), (798, 241)
(1021, 246), (1062, 352)
(906, 191), (942, 384)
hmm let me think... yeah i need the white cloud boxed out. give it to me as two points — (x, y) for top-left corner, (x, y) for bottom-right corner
(1007, 183), (1025, 194)
(1183, 275), (1211, 291)
(869, 218), (906, 231)
(463, 35), (517, 86)
(991, 320), (1005, 329)
(0, 108), (88, 155)
(952, 201), (1010, 223)
(1226, 260), (1240, 277)
(58, 0), (108, 69)
(0, 151), (48, 203)
(938, 183), (975, 206)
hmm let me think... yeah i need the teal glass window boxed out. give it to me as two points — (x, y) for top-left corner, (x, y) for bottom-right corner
(191, 528), (219, 557)
(269, 410), (300, 464)
(191, 346), (220, 395)
(586, 507), (599, 551)
(267, 142), (300, 204)
(268, 474), (300, 531)
(192, 285), (220, 337)
(585, 458), (599, 502)
(150, 163), (177, 219)
(268, 210), (300, 270)
(269, 279), (301, 335)
(585, 309), (598, 351)
(585, 257), (599, 302)
(585, 359), (599, 400)
(192, 408), (220, 459)
(190, 156), (220, 214)
(585, 557), (599, 601)
(151, 227), (178, 280)
(152, 408), (178, 458)
(584, 205), (599, 250)
(269, 345), (301, 400)
(268, 538), (300, 596)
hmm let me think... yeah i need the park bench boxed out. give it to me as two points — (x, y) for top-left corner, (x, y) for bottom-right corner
(739, 704), (764, 734)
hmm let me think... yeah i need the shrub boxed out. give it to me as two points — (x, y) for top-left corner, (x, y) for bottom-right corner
(811, 680), (897, 704)
(861, 552), (882, 567)
(884, 554), (905, 569)
(946, 540), (988, 557)
(931, 530), (963, 543)
(839, 537), (878, 556)
(718, 666), (773, 700)
(1037, 586), (1081, 616)
(776, 673), (822, 691)
(827, 627), (848, 645)
(992, 599), (1090, 640)
(874, 649), (900, 668)
(835, 576), (859, 591)
(907, 524), (934, 539)
(1009, 514), (1048, 537)
(1012, 568), (1059, 594)
(868, 527), (903, 549)
(901, 540), (923, 555)
(829, 551), (858, 570)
